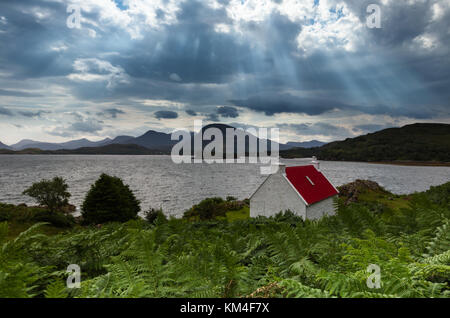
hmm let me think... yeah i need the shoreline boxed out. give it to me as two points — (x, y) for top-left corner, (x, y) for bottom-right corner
(368, 161), (450, 167)
(1, 152), (450, 167)
(283, 158), (450, 167)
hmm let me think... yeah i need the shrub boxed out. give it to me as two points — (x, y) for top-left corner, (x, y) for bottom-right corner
(81, 174), (140, 224)
(144, 208), (167, 225)
(0, 203), (75, 228)
(31, 210), (75, 228)
(183, 197), (227, 221)
(22, 177), (71, 212)
(0, 204), (13, 222)
(271, 210), (304, 224)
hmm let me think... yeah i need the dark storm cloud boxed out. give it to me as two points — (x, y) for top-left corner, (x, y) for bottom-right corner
(278, 122), (353, 138)
(205, 113), (220, 122)
(230, 93), (446, 119)
(154, 110), (179, 120)
(97, 108), (126, 118)
(344, 0), (439, 47)
(186, 109), (197, 116)
(0, 89), (42, 97)
(117, 2), (251, 85)
(0, 107), (13, 116)
(70, 120), (103, 133)
(0, 0), (74, 79)
(229, 94), (351, 116)
(18, 110), (50, 118)
(217, 106), (239, 118)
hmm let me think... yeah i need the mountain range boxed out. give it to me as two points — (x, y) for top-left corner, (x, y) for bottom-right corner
(0, 124), (324, 152)
(2, 123), (448, 163)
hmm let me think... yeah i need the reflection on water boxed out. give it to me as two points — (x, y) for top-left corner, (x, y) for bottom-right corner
(0, 155), (449, 217)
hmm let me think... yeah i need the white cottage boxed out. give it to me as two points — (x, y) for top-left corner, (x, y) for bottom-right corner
(250, 162), (339, 220)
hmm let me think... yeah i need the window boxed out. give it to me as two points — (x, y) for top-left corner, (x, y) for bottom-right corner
(306, 176), (315, 186)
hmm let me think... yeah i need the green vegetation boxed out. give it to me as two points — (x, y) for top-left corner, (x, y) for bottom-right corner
(183, 197), (248, 221)
(81, 174), (141, 224)
(225, 206), (250, 222)
(22, 177), (71, 213)
(281, 123), (450, 163)
(144, 208), (167, 225)
(0, 180), (449, 298)
(0, 203), (75, 240)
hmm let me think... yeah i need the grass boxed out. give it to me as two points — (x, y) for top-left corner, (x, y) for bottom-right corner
(225, 206), (250, 222)
(0, 203), (76, 240)
(358, 190), (412, 212)
(6, 222), (68, 241)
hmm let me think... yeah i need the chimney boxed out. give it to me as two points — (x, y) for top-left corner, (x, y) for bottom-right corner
(311, 156), (320, 171)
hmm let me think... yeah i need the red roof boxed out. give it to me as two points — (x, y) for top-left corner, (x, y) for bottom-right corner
(285, 165), (338, 205)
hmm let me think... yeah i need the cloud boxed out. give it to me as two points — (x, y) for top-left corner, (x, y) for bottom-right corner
(217, 106), (239, 118)
(229, 94), (350, 116)
(67, 58), (129, 89)
(185, 109), (197, 116)
(169, 73), (182, 82)
(154, 110), (179, 119)
(69, 119), (103, 133)
(0, 107), (13, 116)
(278, 122), (354, 138)
(97, 108), (125, 118)
(205, 113), (220, 122)
(296, 1), (363, 55)
(0, 89), (42, 97)
(18, 110), (50, 118)
(48, 115), (104, 137)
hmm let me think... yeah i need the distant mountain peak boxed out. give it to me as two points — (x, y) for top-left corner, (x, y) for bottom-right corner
(0, 141), (11, 150)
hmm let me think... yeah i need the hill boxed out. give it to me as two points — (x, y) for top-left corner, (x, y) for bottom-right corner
(0, 144), (165, 155)
(10, 138), (112, 151)
(0, 141), (11, 150)
(281, 123), (450, 163)
(285, 140), (326, 149)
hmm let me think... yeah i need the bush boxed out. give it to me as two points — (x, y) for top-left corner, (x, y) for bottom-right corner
(81, 174), (140, 224)
(0, 204), (13, 222)
(183, 197), (227, 221)
(0, 203), (75, 228)
(31, 210), (75, 228)
(144, 208), (167, 225)
(22, 177), (71, 212)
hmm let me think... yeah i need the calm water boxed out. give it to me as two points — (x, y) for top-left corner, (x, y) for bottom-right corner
(0, 155), (449, 217)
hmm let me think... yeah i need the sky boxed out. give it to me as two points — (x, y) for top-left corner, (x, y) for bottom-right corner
(0, 0), (449, 144)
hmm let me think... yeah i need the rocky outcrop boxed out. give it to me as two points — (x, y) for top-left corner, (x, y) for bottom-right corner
(338, 180), (387, 205)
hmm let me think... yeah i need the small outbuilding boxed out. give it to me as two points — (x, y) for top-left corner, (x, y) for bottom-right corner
(250, 161), (339, 220)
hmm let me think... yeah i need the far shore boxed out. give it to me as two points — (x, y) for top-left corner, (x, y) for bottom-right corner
(1, 152), (450, 167)
(283, 157), (450, 167)
(368, 161), (450, 167)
